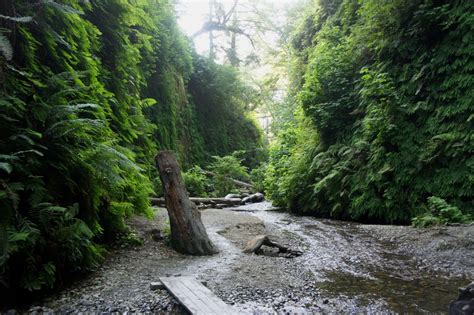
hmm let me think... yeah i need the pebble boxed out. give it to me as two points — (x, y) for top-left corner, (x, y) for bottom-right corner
(13, 208), (473, 314)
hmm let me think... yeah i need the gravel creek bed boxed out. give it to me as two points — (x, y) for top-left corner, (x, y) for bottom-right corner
(8, 202), (474, 314)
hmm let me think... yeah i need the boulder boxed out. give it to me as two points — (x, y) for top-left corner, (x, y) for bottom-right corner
(241, 192), (264, 204)
(149, 228), (163, 241)
(449, 282), (474, 315)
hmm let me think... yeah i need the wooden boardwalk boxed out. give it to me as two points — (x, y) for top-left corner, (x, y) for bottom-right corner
(159, 276), (241, 315)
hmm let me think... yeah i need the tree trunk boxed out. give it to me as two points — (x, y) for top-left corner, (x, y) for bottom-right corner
(155, 151), (218, 255)
(209, 0), (215, 61)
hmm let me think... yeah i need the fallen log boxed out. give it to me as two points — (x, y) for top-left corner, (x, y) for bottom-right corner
(243, 235), (303, 258)
(151, 197), (242, 207)
(202, 170), (253, 189)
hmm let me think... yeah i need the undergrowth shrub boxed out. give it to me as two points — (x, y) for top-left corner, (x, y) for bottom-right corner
(250, 164), (267, 193)
(183, 166), (208, 197)
(412, 197), (472, 228)
(208, 154), (250, 197)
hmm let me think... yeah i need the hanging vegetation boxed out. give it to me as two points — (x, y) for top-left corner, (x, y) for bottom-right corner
(0, 0), (262, 299)
(265, 0), (473, 223)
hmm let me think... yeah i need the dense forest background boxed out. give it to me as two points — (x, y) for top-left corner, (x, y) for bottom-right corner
(0, 0), (263, 298)
(265, 0), (473, 224)
(1, 0), (473, 304)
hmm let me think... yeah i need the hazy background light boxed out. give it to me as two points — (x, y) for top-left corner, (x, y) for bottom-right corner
(175, 0), (300, 63)
(175, 0), (306, 136)
(175, 1), (210, 55)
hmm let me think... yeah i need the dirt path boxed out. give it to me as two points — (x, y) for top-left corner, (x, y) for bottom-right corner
(24, 203), (473, 314)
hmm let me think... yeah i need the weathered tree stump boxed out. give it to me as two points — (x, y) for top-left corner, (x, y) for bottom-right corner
(155, 151), (218, 255)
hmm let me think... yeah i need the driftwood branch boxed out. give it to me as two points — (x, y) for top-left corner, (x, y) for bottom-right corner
(192, 22), (255, 48)
(223, 0), (239, 24)
(202, 170), (253, 189)
(243, 235), (303, 258)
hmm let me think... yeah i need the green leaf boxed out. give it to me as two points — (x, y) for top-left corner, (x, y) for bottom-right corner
(0, 33), (13, 60)
(0, 162), (12, 174)
(0, 14), (33, 23)
(42, 0), (83, 15)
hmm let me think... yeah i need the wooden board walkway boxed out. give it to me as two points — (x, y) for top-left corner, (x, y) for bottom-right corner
(159, 276), (241, 315)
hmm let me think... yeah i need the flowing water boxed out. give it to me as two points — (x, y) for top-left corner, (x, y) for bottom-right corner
(30, 202), (471, 314)
(229, 202), (470, 313)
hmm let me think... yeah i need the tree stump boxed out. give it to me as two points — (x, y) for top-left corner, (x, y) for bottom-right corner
(155, 151), (218, 255)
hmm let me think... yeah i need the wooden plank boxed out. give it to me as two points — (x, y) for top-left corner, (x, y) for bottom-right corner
(181, 282), (222, 314)
(161, 277), (232, 315)
(160, 277), (221, 314)
(159, 276), (240, 315)
(150, 280), (208, 291)
(180, 277), (229, 314)
(164, 278), (210, 314)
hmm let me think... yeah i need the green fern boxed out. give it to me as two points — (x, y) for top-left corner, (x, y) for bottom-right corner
(0, 33), (13, 60)
(266, 0), (474, 223)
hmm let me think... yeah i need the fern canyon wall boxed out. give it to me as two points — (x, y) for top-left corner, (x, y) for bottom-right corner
(1, 0), (473, 306)
(0, 0), (263, 299)
(265, 0), (473, 224)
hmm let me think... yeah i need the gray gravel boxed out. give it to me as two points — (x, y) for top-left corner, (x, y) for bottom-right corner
(16, 204), (474, 314)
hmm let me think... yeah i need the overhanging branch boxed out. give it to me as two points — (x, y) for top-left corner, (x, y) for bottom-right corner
(192, 21), (255, 48)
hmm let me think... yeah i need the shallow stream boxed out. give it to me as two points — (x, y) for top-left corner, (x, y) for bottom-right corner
(245, 204), (469, 313)
(27, 202), (472, 314)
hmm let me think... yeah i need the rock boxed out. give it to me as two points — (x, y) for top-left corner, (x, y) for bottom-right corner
(449, 282), (474, 315)
(150, 282), (164, 290)
(225, 193), (241, 199)
(6, 309), (17, 315)
(149, 229), (163, 241)
(241, 192), (264, 204)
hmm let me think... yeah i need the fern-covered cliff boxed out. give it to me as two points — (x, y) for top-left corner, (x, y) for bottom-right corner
(265, 0), (473, 223)
(0, 0), (262, 299)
